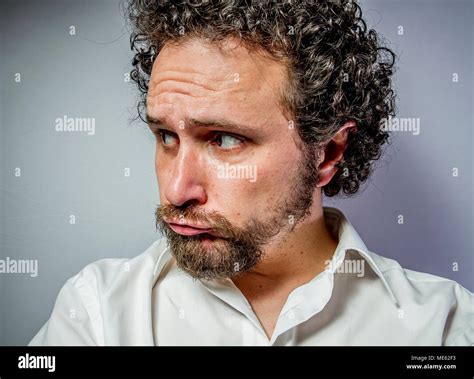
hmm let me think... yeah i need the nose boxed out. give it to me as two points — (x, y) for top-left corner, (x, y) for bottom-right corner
(162, 144), (208, 207)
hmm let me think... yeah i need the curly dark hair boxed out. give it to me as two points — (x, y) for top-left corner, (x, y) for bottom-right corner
(126, 0), (396, 197)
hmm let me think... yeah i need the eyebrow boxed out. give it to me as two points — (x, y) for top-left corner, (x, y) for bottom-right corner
(146, 114), (255, 134)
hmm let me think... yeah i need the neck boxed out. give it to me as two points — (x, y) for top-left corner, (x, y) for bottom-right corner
(231, 204), (338, 295)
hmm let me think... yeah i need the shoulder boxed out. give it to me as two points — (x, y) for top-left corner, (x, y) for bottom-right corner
(365, 250), (473, 346)
(52, 236), (171, 321)
(368, 249), (472, 298)
(69, 237), (170, 291)
(28, 238), (171, 345)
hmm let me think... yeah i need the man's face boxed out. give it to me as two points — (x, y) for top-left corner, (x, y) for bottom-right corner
(148, 37), (320, 280)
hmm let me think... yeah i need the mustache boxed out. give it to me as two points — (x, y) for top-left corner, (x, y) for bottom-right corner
(155, 203), (240, 240)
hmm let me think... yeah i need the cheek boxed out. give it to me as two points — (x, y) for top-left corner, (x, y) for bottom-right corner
(155, 151), (167, 200)
(253, 152), (302, 209)
(208, 154), (297, 217)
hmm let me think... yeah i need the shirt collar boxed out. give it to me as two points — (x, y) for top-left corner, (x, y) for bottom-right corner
(152, 206), (399, 306)
(323, 206), (399, 306)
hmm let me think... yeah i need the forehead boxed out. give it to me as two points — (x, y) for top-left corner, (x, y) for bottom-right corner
(147, 37), (289, 121)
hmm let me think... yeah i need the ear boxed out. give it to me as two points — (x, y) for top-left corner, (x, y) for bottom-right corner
(316, 120), (357, 188)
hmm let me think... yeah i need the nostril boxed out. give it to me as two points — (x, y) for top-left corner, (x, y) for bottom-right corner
(177, 199), (203, 209)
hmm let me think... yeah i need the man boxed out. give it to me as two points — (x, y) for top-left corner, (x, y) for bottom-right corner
(29, 0), (472, 346)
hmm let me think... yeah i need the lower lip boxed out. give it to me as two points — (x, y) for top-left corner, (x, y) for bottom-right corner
(169, 223), (213, 236)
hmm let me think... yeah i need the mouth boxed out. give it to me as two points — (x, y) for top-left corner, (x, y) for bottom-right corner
(168, 223), (217, 237)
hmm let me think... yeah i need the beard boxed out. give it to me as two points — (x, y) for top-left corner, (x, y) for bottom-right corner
(155, 143), (321, 281)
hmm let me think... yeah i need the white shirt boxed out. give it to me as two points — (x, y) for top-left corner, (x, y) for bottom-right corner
(28, 207), (473, 346)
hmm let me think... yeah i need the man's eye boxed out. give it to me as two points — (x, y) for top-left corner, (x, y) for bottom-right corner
(212, 133), (244, 150)
(157, 131), (178, 147)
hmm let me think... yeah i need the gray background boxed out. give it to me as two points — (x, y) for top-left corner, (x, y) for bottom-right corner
(0, 0), (472, 345)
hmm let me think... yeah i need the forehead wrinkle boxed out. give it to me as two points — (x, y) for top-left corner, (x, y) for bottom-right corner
(151, 70), (214, 89)
(148, 69), (240, 101)
(149, 39), (288, 102)
(147, 38), (292, 131)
